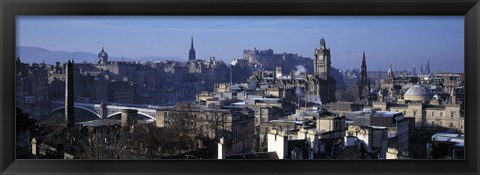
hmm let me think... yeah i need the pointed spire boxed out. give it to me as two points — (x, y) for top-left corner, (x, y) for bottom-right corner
(189, 35), (196, 61)
(413, 65), (416, 76)
(362, 50), (366, 62)
(320, 35), (326, 49)
(425, 59), (431, 74)
(190, 35), (194, 49)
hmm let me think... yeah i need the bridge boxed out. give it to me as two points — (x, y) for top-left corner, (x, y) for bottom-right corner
(50, 101), (174, 120)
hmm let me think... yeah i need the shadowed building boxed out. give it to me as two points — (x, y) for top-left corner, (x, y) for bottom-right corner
(16, 107), (36, 158)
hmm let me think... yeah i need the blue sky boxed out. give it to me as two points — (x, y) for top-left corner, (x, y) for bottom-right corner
(17, 16), (464, 72)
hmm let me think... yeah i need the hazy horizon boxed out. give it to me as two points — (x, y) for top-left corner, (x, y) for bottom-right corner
(17, 16), (464, 73)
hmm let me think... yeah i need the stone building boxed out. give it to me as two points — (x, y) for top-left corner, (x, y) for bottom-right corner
(188, 57), (228, 92)
(372, 84), (463, 133)
(16, 58), (50, 118)
(155, 107), (255, 154)
(345, 110), (410, 159)
(108, 81), (135, 104)
(265, 111), (348, 159)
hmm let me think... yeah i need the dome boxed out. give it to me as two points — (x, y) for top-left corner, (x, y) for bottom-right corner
(404, 84), (432, 102)
(98, 47), (108, 59)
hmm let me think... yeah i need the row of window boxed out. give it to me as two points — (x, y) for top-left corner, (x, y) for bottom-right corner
(396, 109), (456, 119)
(430, 121), (455, 128)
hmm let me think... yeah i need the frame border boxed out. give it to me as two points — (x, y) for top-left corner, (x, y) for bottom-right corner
(1, 0), (479, 175)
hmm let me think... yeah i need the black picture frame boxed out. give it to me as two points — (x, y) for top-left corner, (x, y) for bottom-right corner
(1, 0), (479, 175)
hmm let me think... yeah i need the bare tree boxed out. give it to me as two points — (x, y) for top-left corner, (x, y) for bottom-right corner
(198, 110), (223, 140)
(80, 126), (127, 159)
(38, 113), (67, 145)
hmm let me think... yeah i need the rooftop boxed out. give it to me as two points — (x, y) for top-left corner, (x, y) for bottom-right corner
(432, 132), (464, 146)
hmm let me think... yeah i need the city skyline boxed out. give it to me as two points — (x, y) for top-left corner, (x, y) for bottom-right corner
(17, 16), (464, 72)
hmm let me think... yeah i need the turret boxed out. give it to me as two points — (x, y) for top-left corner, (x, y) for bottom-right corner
(98, 47), (108, 64)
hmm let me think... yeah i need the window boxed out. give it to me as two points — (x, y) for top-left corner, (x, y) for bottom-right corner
(451, 111), (455, 119)
(431, 121), (435, 126)
(413, 110), (417, 117)
(431, 111), (434, 117)
(440, 112), (443, 117)
(450, 123), (454, 128)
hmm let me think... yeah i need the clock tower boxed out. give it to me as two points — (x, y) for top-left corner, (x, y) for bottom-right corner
(314, 36), (331, 80)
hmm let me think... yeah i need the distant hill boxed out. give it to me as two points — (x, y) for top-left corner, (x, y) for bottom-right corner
(16, 46), (183, 64)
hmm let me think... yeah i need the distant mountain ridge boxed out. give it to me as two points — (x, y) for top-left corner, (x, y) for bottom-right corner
(16, 46), (183, 64)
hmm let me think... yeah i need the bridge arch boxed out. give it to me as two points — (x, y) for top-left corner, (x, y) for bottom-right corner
(138, 112), (156, 120)
(106, 112), (122, 118)
(106, 111), (155, 120)
(50, 106), (101, 118)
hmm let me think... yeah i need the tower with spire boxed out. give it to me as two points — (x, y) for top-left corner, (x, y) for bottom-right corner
(425, 60), (431, 74)
(313, 36), (331, 80)
(387, 64), (395, 84)
(311, 35), (336, 104)
(357, 51), (370, 103)
(360, 51), (367, 84)
(420, 64), (423, 74)
(189, 36), (196, 61)
(413, 65), (416, 76)
(98, 47), (108, 64)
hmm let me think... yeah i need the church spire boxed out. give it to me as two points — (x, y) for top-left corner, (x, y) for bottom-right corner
(190, 36), (194, 49)
(189, 36), (196, 61)
(358, 51), (369, 103)
(387, 64), (395, 84)
(362, 50), (366, 62)
(361, 51), (367, 83)
(425, 59), (431, 74)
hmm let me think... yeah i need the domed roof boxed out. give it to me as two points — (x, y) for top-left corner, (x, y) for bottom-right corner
(404, 84), (432, 102)
(98, 47), (108, 58)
